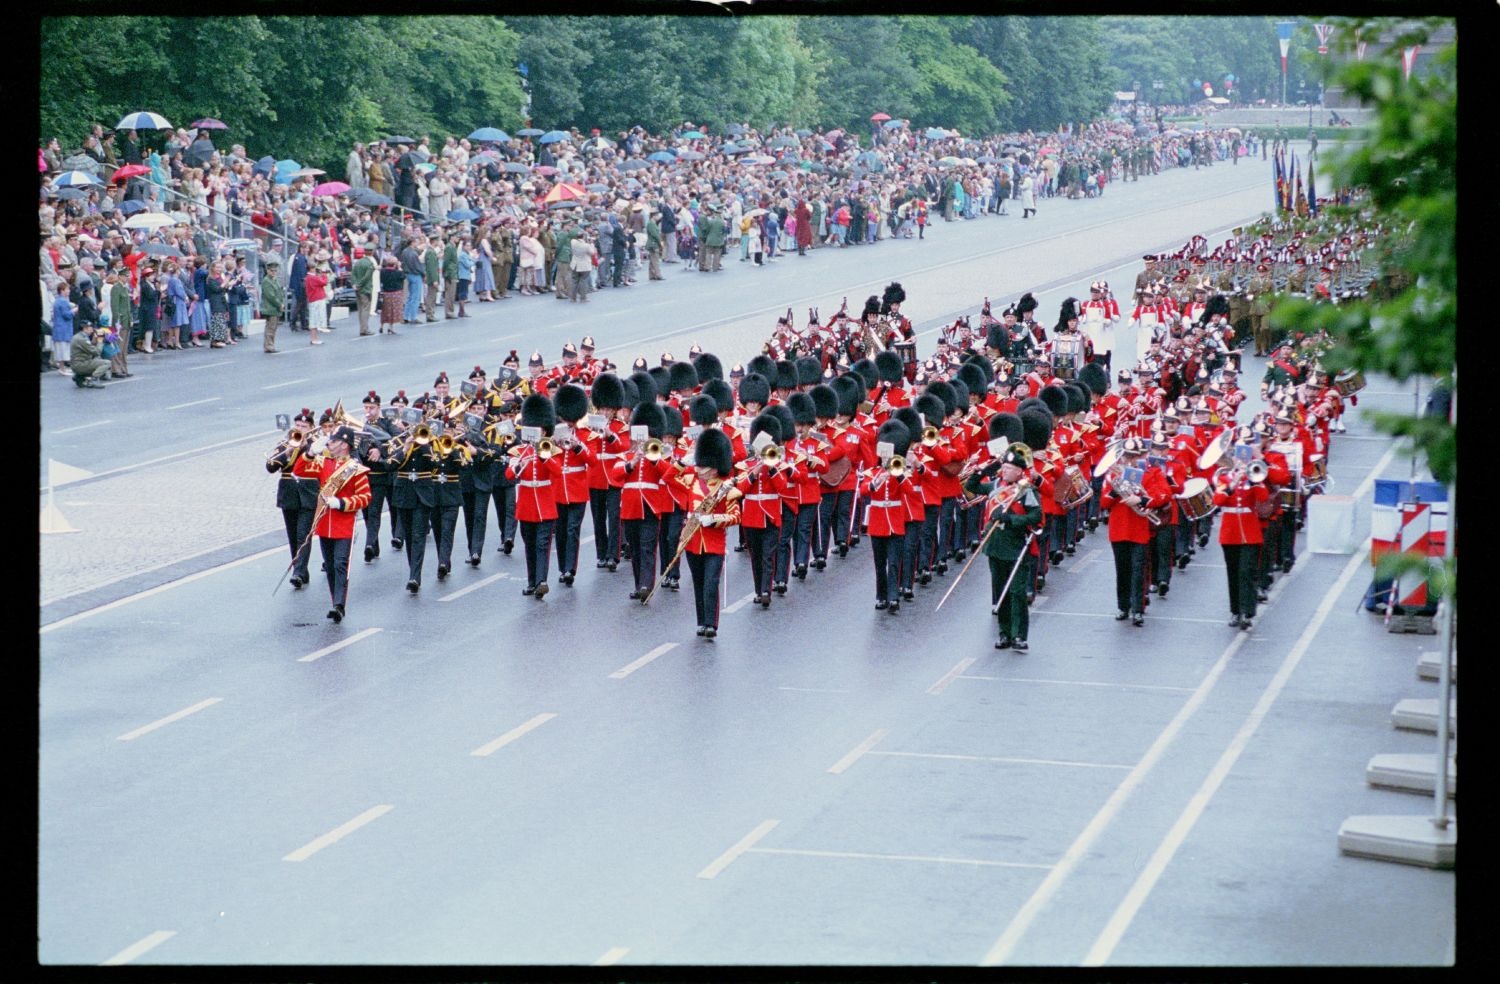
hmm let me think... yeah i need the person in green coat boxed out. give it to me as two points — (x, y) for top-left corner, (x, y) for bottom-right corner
(106, 267), (133, 376)
(963, 445), (1043, 651)
(441, 234), (460, 318)
(422, 236), (441, 321)
(259, 255), (285, 352)
(697, 206), (726, 272)
(644, 213), (663, 280)
(553, 218), (576, 302)
(351, 244), (377, 335)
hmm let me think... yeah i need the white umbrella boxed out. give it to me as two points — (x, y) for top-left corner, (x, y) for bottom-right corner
(122, 212), (173, 230)
(169, 211), (193, 224)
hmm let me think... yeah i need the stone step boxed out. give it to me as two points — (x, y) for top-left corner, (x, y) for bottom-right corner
(1417, 649), (1456, 682)
(1366, 753), (1456, 797)
(1392, 698), (1457, 735)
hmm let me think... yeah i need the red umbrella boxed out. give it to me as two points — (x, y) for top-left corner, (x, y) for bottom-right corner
(110, 164), (150, 183)
(532, 165), (558, 176)
(312, 181), (351, 197)
(190, 118), (229, 130)
(870, 112), (892, 122)
(543, 182), (587, 204)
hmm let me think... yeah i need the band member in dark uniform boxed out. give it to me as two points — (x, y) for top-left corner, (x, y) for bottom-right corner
(266, 408), (318, 588)
(388, 402), (437, 594)
(358, 391), (395, 563)
(964, 443), (1043, 650)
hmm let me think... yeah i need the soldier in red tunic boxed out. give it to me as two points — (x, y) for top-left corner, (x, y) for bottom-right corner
(292, 426), (372, 623)
(680, 428), (741, 639)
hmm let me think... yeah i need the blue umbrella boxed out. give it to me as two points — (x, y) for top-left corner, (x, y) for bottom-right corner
(586, 183), (610, 193)
(517, 127), (544, 137)
(675, 150), (704, 161)
(116, 111), (171, 130)
(725, 123), (748, 136)
(539, 130), (570, 144)
(647, 151), (676, 163)
(883, 119), (904, 129)
(468, 127), (510, 143)
(502, 162), (532, 174)
(924, 128), (948, 139)
(273, 159), (300, 185)
(794, 128), (813, 137)
(546, 200), (581, 210)
(116, 199), (148, 216)
(53, 186), (90, 200)
(54, 169), (102, 188)
(723, 144), (752, 156)
(252, 155), (276, 177)
(617, 159), (651, 171)
(447, 208), (480, 221)
(679, 130), (706, 140)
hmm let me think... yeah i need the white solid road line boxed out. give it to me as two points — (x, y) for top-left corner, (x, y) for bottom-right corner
(697, 819), (780, 879)
(186, 359), (234, 371)
(100, 930), (176, 966)
(958, 676), (1197, 694)
(1083, 543), (1374, 966)
(116, 697), (223, 742)
(261, 377), (310, 390)
(297, 627), (383, 663)
(609, 643), (679, 680)
(40, 546), (284, 635)
(747, 847), (1053, 870)
(283, 804), (394, 862)
(827, 728), (889, 774)
(470, 712), (558, 757)
(54, 419), (113, 434)
(344, 362), (389, 373)
(926, 656), (977, 695)
(723, 592), (756, 614)
(165, 397), (221, 410)
(979, 442), (1401, 967)
(440, 572), (507, 602)
(593, 947), (630, 966)
(870, 751), (1133, 771)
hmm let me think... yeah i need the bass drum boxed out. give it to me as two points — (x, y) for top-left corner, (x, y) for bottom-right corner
(1177, 477), (1217, 522)
(1333, 368), (1366, 397)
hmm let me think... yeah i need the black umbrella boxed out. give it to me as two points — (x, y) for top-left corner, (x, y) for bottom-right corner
(617, 159), (650, 171)
(184, 137), (217, 167)
(384, 135), (418, 144)
(502, 162), (531, 174)
(53, 186), (89, 200)
(725, 123), (747, 136)
(351, 187), (395, 207)
(397, 151), (419, 169)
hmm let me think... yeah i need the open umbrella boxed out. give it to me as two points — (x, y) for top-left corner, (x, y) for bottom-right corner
(543, 182), (588, 204)
(110, 163), (151, 183)
(679, 130), (706, 140)
(312, 181), (351, 197)
(854, 151), (880, 166)
(675, 150), (705, 161)
(471, 150), (502, 163)
(54, 169), (102, 188)
(870, 112), (892, 122)
(1225, 126), (1242, 136)
(115, 198), (148, 215)
(532, 165), (558, 176)
(383, 135), (417, 145)
(252, 155), (276, 177)
(617, 159), (651, 171)
(116, 111), (171, 130)
(924, 128), (948, 140)
(723, 145), (752, 156)
(882, 119), (904, 130)
(647, 151), (676, 163)
(169, 211), (193, 224)
(447, 208), (480, 222)
(937, 156), (961, 167)
(546, 200), (581, 210)
(516, 127), (544, 137)
(725, 123), (748, 136)
(351, 188), (395, 207)
(189, 118), (228, 130)
(794, 128), (813, 137)
(291, 167), (327, 178)
(468, 127), (510, 143)
(769, 170), (788, 180)
(123, 212), (173, 230)
(744, 208), (768, 219)
(502, 162), (531, 174)
(768, 135), (797, 149)
(142, 242), (182, 257)
(586, 183), (610, 193)
(539, 130), (570, 144)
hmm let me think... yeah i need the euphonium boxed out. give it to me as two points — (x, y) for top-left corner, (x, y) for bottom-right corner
(433, 433), (457, 456)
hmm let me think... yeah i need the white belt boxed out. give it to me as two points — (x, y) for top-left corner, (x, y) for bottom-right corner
(869, 499), (901, 508)
(518, 479), (550, 489)
(745, 493), (780, 502)
(625, 481), (656, 491)
(562, 466), (588, 474)
(599, 451), (624, 460)
(1221, 506), (1252, 514)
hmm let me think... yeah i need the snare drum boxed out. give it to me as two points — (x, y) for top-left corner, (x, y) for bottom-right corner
(1277, 487), (1299, 511)
(1333, 368), (1366, 397)
(1177, 477), (1216, 522)
(1304, 454), (1328, 490)
(1055, 464), (1093, 508)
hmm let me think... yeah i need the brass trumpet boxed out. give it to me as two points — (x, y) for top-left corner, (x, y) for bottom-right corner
(536, 437), (557, 460)
(433, 433), (457, 456)
(921, 425), (941, 447)
(643, 438), (664, 462)
(887, 454), (907, 477)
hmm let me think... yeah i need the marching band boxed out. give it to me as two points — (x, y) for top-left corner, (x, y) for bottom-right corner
(269, 225), (1367, 643)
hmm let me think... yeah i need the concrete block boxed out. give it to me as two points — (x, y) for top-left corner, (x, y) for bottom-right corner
(1305, 494), (1358, 553)
(1417, 649), (1456, 682)
(1366, 753), (1456, 797)
(1338, 814), (1455, 869)
(1392, 698), (1457, 735)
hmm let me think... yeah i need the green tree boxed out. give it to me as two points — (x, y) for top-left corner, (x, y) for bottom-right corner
(895, 17), (1011, 135)
(800, 18), (921, 133)
(506, 17), (598, 128)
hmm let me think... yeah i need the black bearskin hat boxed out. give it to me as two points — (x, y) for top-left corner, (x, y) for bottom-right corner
(796, 356), (824, 387)
(1078, 360), (1110, 397)
(809, 384), (839, 419)
(1063, 382), (1089, 415)
(875, 350), (905, 385)
(738, 372), (772, 408)
(786, 391), (817, 426)
(620, 376), (640, 407)
(892, 406), (923, 441)
(694, 427), (734, 477)
(520, 393), (556, 434)
(880, 281), (906, 315)
(694, 352), (724, 384)
(949, 378), (970, 411)
(647, 365), (672, 399)
(668, 361), (700, 393)
(1037, 385), (1069, 417)
(1015, 291), (1038, 315)
(956, 361), (988, 398)
(1020, 408), (1053, 450)
(876, 419), (911, 458)
(913, 394), (946, 429)
(767, 404), (796, 444)
(1055, 297), (1080, 330)
(702, 379), (735, 416)
(775, 359), (800, 392)
(986, 324), (1008, 351)
(746, 354), (778, 380)
(963, 352), (994, 384)
(590, 373), (626, 410)
(926, 379), (959, 417)
(849, 358), (879, 390)
(831, 374), (863, 417)
(749, 412), (782, 447)
(661, 405), (684, 437)
(629, 370), (657, 407)
(630, 401), (667, 439)
(553, 383), (589, 423)
(988, 411), (1025, 443)
(1017, 396), (1049, 416)
(862, 294), (882, 319)
(688, 395), (720, 426)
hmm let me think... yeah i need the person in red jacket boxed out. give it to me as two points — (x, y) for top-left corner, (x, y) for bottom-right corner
(292, 426), (372, 624)
(505, 394), (564, 599)
(784, 392), (829, 579)
(734, 415), (791, 608)
(656, 409), (692, 592)
(588, 373), (631, 571)
(1147, 428), (1188, 597)
(1212, 455), (1272, 629)
(681, 428), (741, 639)
(612, 402), (672, 602)
(1100, 438), (1173, 625)
(550, 383), (597, 587)
(866, 420), (912, 612)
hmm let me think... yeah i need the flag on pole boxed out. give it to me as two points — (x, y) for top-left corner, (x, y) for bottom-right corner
(1273, 150), (1284, 211)
(1277, 21), (1296, 75)
(1294, 155), (1307, 217)
(1314, 23), (1334, 55)
(1402, 45), (1422, 81)
(1354, 27), (1367, 61)
(1307, 157), (1318, 217)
